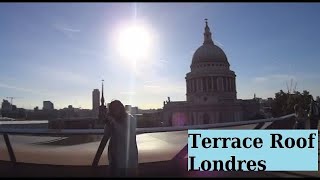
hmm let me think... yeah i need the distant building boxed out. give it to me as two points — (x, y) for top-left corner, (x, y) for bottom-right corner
(131, 107), (139, 115)
(259, 97), (274, 118)
(1, 99), (12, 117)
(92, 89), (100, 116)
(43, 101), (54, 110)
(135, 110), (162, 128)
(98, 80), (107, 125)
(125, 105), (139, 115)
(1, 99), (11, 111)
(34, 106), (39, 111)
(162, 19), (260, 126)
(1, 99), (26, 119)
(138, 109), (160, 114)
(125, 105), (132, 112)
(75, 108), (94, 118)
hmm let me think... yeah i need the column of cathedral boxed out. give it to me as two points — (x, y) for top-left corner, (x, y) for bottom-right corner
(211, 77), (214, 92)
(187, 76), (235, 93)
(225, 77), (229, 92)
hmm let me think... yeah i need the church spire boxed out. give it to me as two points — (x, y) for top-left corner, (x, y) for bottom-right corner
(101, 79), (105, 106)
(203, 18), (214, 45)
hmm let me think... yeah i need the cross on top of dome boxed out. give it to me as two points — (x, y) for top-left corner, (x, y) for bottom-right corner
(203, 18), (213, 45)
(191, 19), (229, 65)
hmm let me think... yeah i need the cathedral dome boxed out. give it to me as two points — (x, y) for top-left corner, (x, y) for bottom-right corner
(191, 19), (229, 66)
(192, 44), (228, 64)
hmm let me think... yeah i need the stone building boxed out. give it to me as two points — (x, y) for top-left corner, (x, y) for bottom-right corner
(162, 19), (260, 126)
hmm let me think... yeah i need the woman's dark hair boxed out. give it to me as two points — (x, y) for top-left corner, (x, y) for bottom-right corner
(108, 100), (127, 120)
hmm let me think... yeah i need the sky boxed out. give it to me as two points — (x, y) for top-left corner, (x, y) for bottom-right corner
(0, 3), (320, 110)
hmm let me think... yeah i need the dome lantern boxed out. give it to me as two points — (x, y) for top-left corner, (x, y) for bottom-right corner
(204, 18), (214, 45)
(191, 19), (229, 66)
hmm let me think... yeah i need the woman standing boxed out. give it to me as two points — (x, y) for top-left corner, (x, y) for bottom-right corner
(294, 104), (306, 129)
(308, 98), (319, 129)
(104, 100), (138, 177)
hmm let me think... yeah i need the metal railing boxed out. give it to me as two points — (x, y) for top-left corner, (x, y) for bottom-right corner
(0, 114), (296, 167)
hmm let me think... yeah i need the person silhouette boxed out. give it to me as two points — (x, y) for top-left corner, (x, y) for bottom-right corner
(308, 97), (319, 129)
(104, 100), (138, 177)
(294, 104), (306, 129)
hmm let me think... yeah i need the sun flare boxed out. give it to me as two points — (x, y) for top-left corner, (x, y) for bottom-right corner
(116, 24), (152, 61)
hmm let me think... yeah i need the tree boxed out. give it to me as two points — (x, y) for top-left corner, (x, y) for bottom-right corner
(271, 90), (312, 117)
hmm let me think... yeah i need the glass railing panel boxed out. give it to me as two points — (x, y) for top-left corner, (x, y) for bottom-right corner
(3, 131), (189, 166)
(0, 135), (10, 161)
(0, 114), (295, 166)
(137, 131), (187, 164)
(9, 134), (104, 166)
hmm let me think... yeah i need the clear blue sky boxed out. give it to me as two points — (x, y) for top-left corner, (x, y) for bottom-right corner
(0, 3), (320, 110)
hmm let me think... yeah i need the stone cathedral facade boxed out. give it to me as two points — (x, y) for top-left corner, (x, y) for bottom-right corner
(162, 20), (260, 126)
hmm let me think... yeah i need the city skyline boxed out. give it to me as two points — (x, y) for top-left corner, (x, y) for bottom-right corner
(1, 3), (320, 109)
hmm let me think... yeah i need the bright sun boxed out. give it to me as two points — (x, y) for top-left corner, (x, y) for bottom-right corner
(117, 24), (152, 61)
